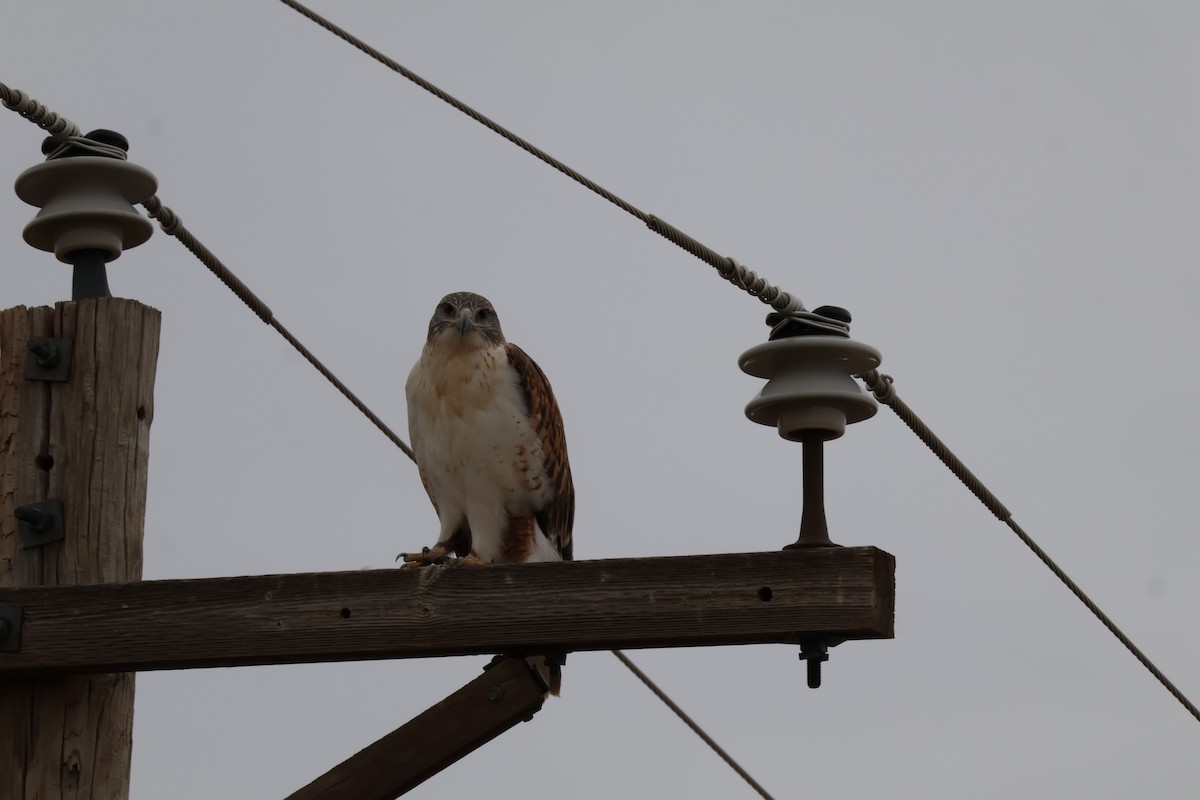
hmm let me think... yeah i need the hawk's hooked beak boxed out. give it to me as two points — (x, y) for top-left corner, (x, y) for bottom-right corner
(456, 312), (473, 335)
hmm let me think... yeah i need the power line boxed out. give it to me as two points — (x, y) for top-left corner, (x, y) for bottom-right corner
(274, 0), (809, 322)
(138, 195), (416, 461)
(612, 650), (777, 800)
(861, 370), (1200, 724)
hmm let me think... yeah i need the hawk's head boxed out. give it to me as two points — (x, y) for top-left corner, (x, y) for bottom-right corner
(426, 291), (506, 347)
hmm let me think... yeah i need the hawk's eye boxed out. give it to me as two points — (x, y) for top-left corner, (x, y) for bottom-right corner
(475, 308), (491, 322)
(439, 302), (455, 316)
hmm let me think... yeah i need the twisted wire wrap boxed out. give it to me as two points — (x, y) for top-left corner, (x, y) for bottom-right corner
(767, 311), (851, 338)
(42, 135), (129, 161)
(646, 215), (804, 316)
(0, 83), (80, 138)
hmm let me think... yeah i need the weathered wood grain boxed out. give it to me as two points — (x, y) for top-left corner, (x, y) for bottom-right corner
(285, 656), (546, 800)
(0, 546), (894, 675)
(1, 299), (160, 800)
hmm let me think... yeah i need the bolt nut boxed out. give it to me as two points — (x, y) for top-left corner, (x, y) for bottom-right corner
(26, 339), (59, 368)
(14, 506), (52, 533)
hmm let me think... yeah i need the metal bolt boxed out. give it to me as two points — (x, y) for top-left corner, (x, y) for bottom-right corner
(486, 686), (505, 703)
(14, 506), (52, 534)
(14, 500), (64, 549)
(26, 339), (59, 369)
(806, 658), (822, 689)
(799, 641), (829, 689)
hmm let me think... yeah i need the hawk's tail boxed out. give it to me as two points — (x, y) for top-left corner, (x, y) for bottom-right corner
(527, 655), (563, 697)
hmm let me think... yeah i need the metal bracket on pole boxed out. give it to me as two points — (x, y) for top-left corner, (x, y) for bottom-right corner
(15, 498), (65, 548)
(24, 336), (72, 381)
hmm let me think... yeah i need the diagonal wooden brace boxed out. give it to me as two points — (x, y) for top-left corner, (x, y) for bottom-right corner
(284, 656), (545, 800)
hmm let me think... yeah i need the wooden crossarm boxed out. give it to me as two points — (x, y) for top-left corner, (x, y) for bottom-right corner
(0, 547), (894, 675)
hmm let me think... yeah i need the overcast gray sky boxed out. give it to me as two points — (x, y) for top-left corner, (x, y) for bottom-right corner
(3, 2), (1199, 798)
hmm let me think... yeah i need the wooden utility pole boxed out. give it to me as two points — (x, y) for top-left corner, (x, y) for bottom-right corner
(0, 298), (160, 800)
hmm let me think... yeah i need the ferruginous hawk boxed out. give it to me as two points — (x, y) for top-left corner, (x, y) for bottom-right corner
(401, 291), (574, 693)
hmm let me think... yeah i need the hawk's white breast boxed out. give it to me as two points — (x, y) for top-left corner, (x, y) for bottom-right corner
(406, 341), (558, 563)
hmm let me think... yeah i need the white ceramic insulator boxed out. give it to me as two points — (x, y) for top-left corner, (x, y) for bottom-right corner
(15, 157), (157, 263)
(740, 336), (882, 441)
